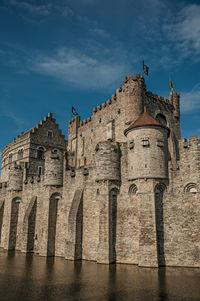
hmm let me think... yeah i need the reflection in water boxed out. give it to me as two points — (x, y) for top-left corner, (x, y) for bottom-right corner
(0, 249), (200, 301)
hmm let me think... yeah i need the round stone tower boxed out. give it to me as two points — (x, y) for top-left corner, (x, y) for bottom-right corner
(124, 111), (169, 180)
(121, 74), (146, 125)
(95, 141), (120, 182)
(8, 163), (23, 191)
(44, 149), (63, 186)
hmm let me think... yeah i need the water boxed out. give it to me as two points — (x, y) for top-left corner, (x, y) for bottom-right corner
(0, 249), (200, 301)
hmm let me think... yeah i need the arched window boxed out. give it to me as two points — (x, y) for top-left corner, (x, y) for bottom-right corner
(37, 147), (45, 160)
(109, 188), (118, 263)
(9, 197), (21, 250)
(184, 183), (197, 193)
(154, 183), (166, 266)
(50, 192), (62, 201)
(8, 153), (13, 163)
(52, 149), (58, 154)
(18, 149), (24, 160)
(47, 192), (61, 256)
(156, 114), (167, 126)
(128, 184), (138, 195)
(155, 183), (166, 194)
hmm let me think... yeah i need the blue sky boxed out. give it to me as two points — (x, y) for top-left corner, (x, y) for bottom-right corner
(0, 0), (200, 153)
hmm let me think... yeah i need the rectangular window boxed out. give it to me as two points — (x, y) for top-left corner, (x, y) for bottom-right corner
(157, 139), (164, 147)
(106, 121), (114, 140)
(47, 131), (53, 138)
(9, 153), (13, 163)
(129, 140), (134, 150)
(142, 138), (150, 147)
(38, 166), (42, 177)
(82, 137), (85, 156)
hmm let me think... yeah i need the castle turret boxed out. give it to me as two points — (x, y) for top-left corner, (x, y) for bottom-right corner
(44, 149), (63, 186)
(125, 111), (169, 267)
(124, 111), (169, 180)
(8, 163), (23, 191)
(121, 74), (145, 125)
(95, 141), (120, 182)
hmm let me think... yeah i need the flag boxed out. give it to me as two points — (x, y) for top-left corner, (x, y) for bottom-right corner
(169, 75), (173, 91)
(72, 106), (78, 116)
(142, 60), (149, 76)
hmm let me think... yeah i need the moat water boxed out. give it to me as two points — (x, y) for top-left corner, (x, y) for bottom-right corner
(0, 250), (200, 301)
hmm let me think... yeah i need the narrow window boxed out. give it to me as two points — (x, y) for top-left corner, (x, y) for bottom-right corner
(129, 140), (134, 150)
(106, 121), (113, 141)
(37, 147), (44, 159)
(47, 131), (53, 138)
(9, 153), (13, 163)
(18, 149), (24, 160)
(38, 166), (42, 177)
(82, 137), (85, 156)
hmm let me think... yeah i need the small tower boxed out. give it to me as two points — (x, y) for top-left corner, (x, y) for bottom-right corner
(124, 111), (169, 267)
(124, 111), (169, 180)
(8, 163), (23, 191)
(95, 141), (120, 182)
(121, 74), (146, 125)
(44, 149), (63, 186)
(95, 141), (120, 264)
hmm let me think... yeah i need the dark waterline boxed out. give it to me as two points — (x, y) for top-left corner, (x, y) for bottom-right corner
(0, 249), (200, 301)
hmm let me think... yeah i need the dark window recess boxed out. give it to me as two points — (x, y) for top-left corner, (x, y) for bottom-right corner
(38, 167), (42, 177)
(48, 131), (53, 138)
(142, 138), (150, 147)
(129, 140), (134, 150)
(9, 154), (13, 163)
(18, 149), (23, 160)
(52, 149), (58, 154)
(157, 139), (164, 147)
(38, 147), (44, 159)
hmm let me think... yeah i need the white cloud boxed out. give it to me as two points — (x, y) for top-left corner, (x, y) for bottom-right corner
(89, 27), (109, 38)
(163, 4), (200, 58)
(9, 0), (52, 16)
(5, 0), (75, 19)
(181, 83), (200, 113)
(30, 47), (128, 89)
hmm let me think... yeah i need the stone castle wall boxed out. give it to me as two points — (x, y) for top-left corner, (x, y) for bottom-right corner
(0, 73), (199, 268)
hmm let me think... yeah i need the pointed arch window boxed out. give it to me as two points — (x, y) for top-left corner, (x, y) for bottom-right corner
(37, 147), (45, 160)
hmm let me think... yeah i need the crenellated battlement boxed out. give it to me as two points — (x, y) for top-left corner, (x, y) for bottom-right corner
(178, 136), (200, 180)
(2, 112), (65, 156)
(68, 73), (147, 128)
(179, 136), (200, 149)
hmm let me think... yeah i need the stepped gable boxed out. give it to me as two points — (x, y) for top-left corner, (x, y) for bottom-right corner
(124, 111), (170, 136)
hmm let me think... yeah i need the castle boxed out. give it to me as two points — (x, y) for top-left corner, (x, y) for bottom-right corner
(0, 73), (199, 267)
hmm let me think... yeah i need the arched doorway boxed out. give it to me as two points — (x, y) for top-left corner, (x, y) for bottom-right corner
(9, 197), (21, 250)
(47, 193), (61, 256)
(155, 183), (166, 266)
(109, 188), (118, 263)
(27, 197), (37, 252)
